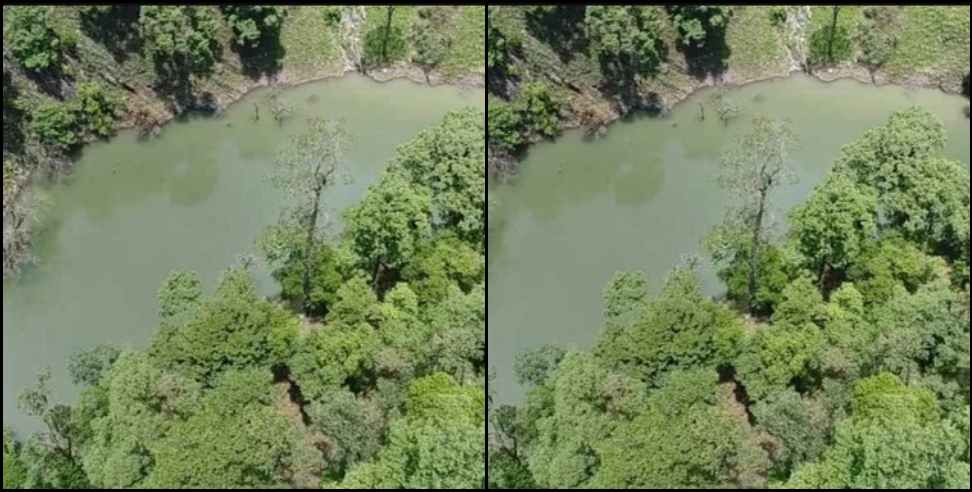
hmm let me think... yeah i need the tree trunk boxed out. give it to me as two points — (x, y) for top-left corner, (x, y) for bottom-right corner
(827, 6), (840, 63)
(381, 7), (395, 63)
(302, 183), (324, 313)
(748, 189), (768, 313)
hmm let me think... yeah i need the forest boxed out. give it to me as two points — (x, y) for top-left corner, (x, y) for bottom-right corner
(3, 5), (485, 490)
(487, 106), (970, 489)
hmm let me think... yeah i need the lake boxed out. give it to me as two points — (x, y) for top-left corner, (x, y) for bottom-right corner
(3, 73), (484, 434)
(487, 73), (970, 405)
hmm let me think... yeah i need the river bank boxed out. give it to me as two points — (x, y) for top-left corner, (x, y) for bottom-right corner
(487, 5), (970, 180)
(2, 5), (485, 280)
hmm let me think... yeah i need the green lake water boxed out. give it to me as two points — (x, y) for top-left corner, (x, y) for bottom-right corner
(3, 74), (484, 434)
(487, 73), (970, 405)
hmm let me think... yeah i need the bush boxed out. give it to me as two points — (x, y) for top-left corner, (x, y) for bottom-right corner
(856, 8), (899, 69)
(487, 83), (562, 153)
(322, 6), (343, 26)
(769, 7), (787, 28)
(514, 82), (562, 139)
(8, 7), (64, 72)
(74, 82), (120, 138)
(31, 101), (80, 150)
(29, 83), (120, 151)
(487, 102), (524, 152)
(808, 24), (853, 67)
(411, 7), (452, 72)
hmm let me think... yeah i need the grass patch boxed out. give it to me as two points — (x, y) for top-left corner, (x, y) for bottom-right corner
(809, 6), (864, 38)
(886, 6), (970, 83)
(440, 6), (486, 77)
(725, 6), (788, 80)
(279, 6), (342, 77)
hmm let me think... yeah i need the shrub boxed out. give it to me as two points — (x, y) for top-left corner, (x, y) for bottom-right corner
(322, 6), (343, 26)
(31, 101), (80, 150)
(74, 82), (120, 138)
(857, 8), (899, 69)
(513, 82), (562, 139)
(8, 7), (64, 72)
(487, 83), (562, 153)
(769, 7), (788, 28)
(411, 7), (452, 73)
(808, 24), (853, 67)
(487, 102), (524, 152)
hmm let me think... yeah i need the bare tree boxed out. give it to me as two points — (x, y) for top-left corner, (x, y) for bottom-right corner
(269, 118), (350, 313)
(717, 116), (798, 313)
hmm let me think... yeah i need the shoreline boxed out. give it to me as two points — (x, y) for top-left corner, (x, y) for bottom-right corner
(117, 63), (485, 134)
(490, 66), (968, 180)
(2, 64), (484, 281)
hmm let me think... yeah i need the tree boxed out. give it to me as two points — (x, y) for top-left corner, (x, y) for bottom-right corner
(789, 173), (879, 291)
(513, 345), (566, 388)
(143, 369), (318, 489)
(788, 374), (968, 489)
(667, 6), (731, 48)
(834, 107), (969, 255)
(716, 115), (798, 313)
(16, 370), (89, 489)
(344, 172), (433, 292)
(139, 7), (220, 76)
(389, 108), (486, 246)
(595, 267), (744, 387)
(401, 234), (485, 306)
(4, 429), (29, 489)
(524, 352), (645, 488)
(305, 389), (385, 478)
(149, 267), (299, 384)
(337, 374), (485, 489)
(593, 369), (769, 488)
(67, 345), (121, 387)
(584, 6), (662, 77)
(220, 6), (286, 48)
(361, 7), (407, 69)
(264, 118), (349, 315)
(8, 7), (64, 72)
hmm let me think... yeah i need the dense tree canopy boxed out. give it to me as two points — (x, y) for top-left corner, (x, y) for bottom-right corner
(490, 107), (971, 489)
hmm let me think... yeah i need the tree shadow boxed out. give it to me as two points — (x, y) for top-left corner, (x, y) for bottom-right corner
(523, 6), (588, 64)
(79, 5), (143, 63)
(235, 32), (287, 80)
(679, 25), (731, 81)
(3, 70), (27, 156)
(597, 39), (668, 116)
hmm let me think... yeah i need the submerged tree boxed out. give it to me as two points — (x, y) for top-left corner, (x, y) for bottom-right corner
(714, 116), (798, 314)
(262, 118), (350, 316)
